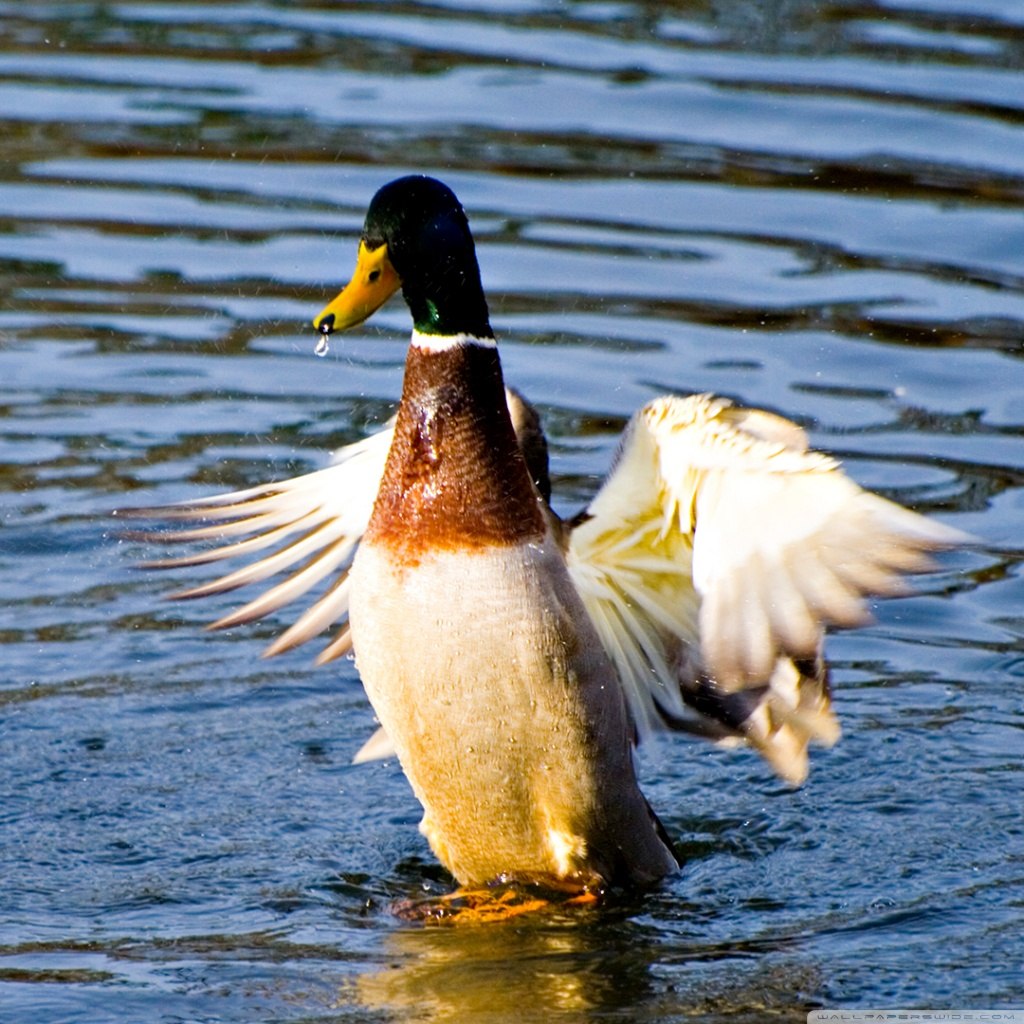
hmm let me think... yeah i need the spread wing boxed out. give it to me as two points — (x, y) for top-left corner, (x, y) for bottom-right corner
(117, 423), (394, 666)
(567, 394), (967, 783)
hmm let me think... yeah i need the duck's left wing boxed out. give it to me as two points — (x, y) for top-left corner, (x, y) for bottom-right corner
(567, 393), (967, 783)
(117, 422), (394, 666)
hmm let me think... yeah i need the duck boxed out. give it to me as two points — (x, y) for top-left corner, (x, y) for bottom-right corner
(122, 175), (965, 903)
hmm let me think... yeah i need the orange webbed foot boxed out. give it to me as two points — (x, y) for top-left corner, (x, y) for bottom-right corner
(393, 881), (603, 924)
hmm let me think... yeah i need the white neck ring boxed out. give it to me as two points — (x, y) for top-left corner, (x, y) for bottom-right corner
(411, 329), (497, 354)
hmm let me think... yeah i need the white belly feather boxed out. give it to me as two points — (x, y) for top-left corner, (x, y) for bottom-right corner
(348, 534), (673, 887)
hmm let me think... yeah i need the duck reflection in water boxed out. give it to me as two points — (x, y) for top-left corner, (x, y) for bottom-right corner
(348, 896), (822, 1023)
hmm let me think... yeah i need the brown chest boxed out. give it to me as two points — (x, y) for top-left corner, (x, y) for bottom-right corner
(365, 340), (546, 562)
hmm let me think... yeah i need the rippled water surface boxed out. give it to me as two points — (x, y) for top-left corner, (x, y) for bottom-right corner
(2, 2), (1023, 1022)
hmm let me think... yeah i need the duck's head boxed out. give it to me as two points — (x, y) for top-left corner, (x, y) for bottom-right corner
(313, 175), (493, 341)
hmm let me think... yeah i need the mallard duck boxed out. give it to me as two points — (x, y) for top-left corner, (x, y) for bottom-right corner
(123, 175), (965, 897)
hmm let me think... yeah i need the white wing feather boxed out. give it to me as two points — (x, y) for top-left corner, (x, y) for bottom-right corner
(119, 422), (394, 663)
(568, 393), (967, 776)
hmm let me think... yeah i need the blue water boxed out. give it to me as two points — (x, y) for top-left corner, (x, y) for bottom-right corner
(1, 2), (1022, 1021)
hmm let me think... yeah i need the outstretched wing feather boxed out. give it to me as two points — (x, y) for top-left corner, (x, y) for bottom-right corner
(568, 393), (967, 782)
(118, 423), (394, 662)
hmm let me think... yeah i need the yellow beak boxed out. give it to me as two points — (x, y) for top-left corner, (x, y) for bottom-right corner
(312, 241), (401, 335)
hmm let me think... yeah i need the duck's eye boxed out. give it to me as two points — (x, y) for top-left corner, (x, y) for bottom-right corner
(368, 269), (381, 283)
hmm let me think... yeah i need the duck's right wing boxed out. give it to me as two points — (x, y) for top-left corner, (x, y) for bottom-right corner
(567, 393), (967, 784)
(116, 422), (395, 666)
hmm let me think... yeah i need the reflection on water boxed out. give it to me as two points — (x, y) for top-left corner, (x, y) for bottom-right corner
(1, 1), (1022, 1022)
(356, 919), (625, 1023)
(354, 906), (829, 1023)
